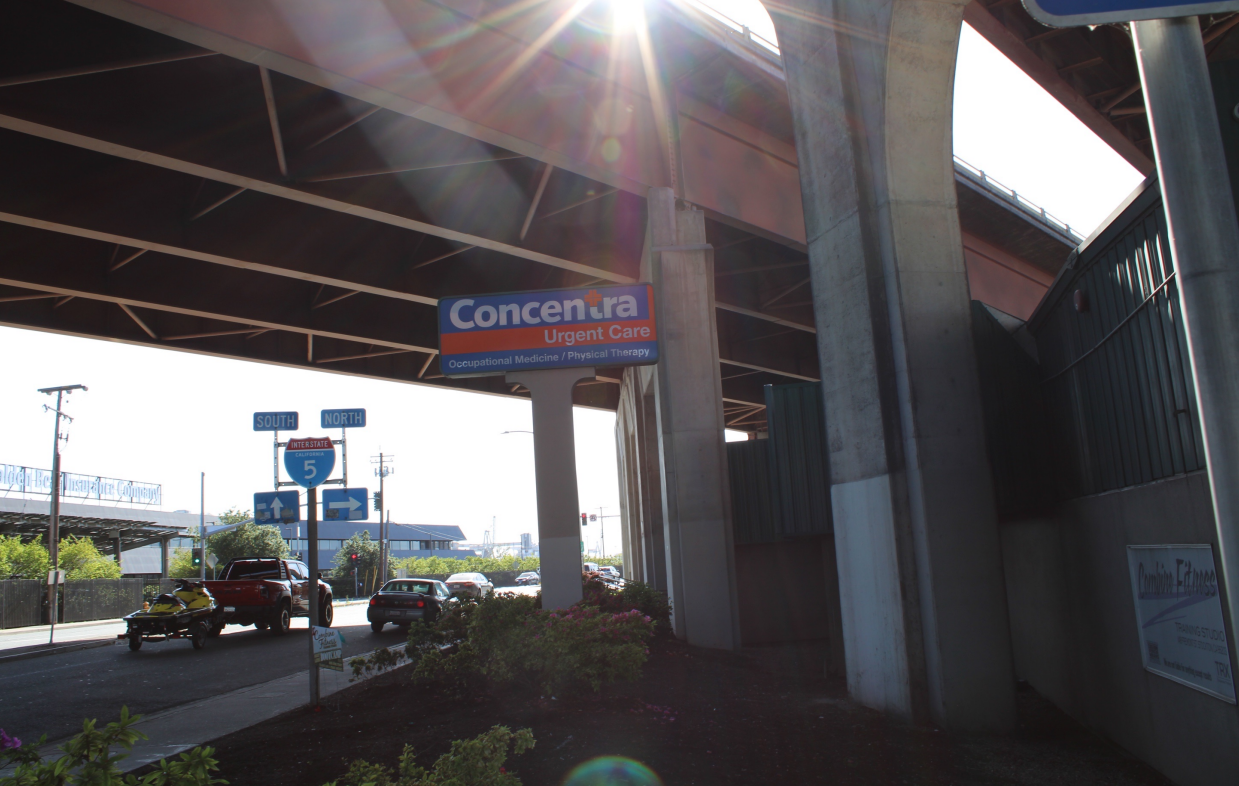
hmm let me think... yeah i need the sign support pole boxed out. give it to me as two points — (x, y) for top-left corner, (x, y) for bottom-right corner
(505, 367), (595, 610)
(307, 485), (320, 708)
(1133, 16), (1239, 658)
(199, 472), (206, 581)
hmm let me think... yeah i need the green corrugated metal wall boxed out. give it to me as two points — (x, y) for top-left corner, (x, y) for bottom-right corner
(728, 382), (832, 544)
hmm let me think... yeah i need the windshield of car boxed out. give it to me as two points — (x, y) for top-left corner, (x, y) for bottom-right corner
(220, 560), (282, 580)
(382, 581), (432, 594)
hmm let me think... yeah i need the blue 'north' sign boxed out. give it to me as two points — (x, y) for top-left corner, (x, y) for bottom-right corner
(254, 411), (298, 431)
(438, 283), (658, 377)
(254, 490), (300, 524)
(283, 437), (336, 489)
(321, 408), (366, 429)
(322, 487), (369, 521)
(1023, 0), (1239, 26)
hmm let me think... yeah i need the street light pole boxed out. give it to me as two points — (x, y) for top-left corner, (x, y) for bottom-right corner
(199, 472), (206, 581)
(371, 453), (395, 582)
(39, 384), (86, 642)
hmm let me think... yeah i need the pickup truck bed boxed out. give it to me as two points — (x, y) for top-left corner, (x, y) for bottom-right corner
(205, 557), (333, 635)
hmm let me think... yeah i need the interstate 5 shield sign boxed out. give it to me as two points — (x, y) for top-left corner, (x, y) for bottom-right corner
(438, 284), (657, 377)
(283, 437), (336, 488)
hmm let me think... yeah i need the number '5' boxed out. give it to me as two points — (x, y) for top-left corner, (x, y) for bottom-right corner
(303, 459), (316, 479)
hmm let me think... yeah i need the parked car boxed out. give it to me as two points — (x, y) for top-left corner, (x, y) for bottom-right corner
(446, 572), (494, 598)
(368, 578), (453, 632)
(597, 566), (621, 579)
(205, 558), (333, 634)
(582, 562), (599, 573)
(515, 571), (540, 586)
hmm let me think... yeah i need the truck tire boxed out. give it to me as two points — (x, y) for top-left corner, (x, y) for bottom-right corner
(319, 598), (334, 627)
(190, 622), (207, 650)
(272, 602), (291, 635)
(371, 621), (384, 633)
(128, 633), (142, 651)
(207, 617), (223, 638)
(254, 622), (269, 630)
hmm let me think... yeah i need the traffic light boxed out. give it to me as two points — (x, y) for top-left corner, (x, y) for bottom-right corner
(350, 552), (359, 565)
(580, 512), (588, 527)
(373, 492), (382, 512)
(191, 554), (202, 568)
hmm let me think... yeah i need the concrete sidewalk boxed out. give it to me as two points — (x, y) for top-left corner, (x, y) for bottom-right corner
(2, 640), (402, 774)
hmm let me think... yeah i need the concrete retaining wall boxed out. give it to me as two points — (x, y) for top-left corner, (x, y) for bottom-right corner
(1000, 471), (1239, 786)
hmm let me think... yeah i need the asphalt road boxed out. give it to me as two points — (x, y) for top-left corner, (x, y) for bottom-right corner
(0, 603), (411, 744)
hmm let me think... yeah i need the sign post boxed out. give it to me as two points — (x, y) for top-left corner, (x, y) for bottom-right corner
(284, 436), (336, 708)
(439, 284), (658, 609)
(46, 569), (64, 645)
(1027, 0), (1239, 688)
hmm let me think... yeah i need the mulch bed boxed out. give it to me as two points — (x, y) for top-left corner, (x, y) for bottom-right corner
(204, 637), (1171, 786)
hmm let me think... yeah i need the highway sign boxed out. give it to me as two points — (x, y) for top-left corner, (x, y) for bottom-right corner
(253, 411), (299, 431)
(321, 408), (366, 428)
(283, 437), (336, 489)
(322, 487), (369, 521)
(1022, 0), (1239, 26)
(438, 283), (657, 377)
(255, 490), (300, 523)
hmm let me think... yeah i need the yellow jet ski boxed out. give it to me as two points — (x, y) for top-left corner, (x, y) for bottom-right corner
(121, 580), (224, 651)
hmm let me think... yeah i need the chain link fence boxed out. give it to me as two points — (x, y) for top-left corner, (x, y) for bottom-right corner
(0, 580), (43, 629)
(62, 579), (144, 623)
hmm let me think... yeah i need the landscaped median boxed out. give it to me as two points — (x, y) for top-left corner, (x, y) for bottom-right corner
(1, 576), (1175, 786)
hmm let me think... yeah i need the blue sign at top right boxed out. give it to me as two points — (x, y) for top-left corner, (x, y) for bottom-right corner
(1024, 0), (1239, 27)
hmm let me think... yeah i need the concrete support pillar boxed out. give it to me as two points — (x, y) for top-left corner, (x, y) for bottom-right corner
(506, 366), (595, 609)
(770, 0), (1015, 729)
(160, 536), (170, 578)
(647, 187), (739, 650)
(615, 366), (669, 592)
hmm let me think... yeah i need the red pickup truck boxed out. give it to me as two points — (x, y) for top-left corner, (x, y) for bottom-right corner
(205, 558), (333, 635)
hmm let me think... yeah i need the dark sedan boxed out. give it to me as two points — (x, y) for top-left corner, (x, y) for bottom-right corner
(367, 578), (453, 632)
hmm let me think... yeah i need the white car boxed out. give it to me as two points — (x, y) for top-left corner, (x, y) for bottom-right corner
(446, 572), (494, 598)
(597, 566), (622, 579)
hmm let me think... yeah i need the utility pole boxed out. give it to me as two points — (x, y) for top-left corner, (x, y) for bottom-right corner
(39, 384), (86, 642)
(371, 453), (394, 582)
(199, 472), (206, 581)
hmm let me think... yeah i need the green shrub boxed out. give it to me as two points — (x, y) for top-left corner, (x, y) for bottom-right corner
(582, 577), (671, 632)
(325, 725), (534, 786)
(0, 706), (227, 786)
(408, 593), (654, 696)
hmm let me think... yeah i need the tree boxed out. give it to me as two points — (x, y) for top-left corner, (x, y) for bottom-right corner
(207, 508), (288, 566)
(333, 530), (383, 594)
(58, 536), (122, 579)
(0, 536), (50, 579)
(167, 548), (199, 579)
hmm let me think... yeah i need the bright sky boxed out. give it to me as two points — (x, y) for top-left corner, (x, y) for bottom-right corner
(0, 2), (1146, 555)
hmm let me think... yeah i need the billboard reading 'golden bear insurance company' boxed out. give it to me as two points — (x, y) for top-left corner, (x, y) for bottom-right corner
(437, 284), (658, 378)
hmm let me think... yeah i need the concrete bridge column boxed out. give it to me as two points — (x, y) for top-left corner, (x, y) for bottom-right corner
(647, 187), (739, 649)
(615, 366), (668, 593)
(769, 0), (1016, 729)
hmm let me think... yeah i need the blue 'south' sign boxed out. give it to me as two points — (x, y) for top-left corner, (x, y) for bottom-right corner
(253, 411), (298, 431)
(1023, 0), (1239, 26)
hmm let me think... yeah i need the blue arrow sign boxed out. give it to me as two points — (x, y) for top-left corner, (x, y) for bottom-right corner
(254, 490), (300, 524)
(283, 437), (336, 489)
(254, 411), (298, 431)
(1023, 0), (1239, 26)
(322, 487), (369, 521)
(321, 408), (366, 429)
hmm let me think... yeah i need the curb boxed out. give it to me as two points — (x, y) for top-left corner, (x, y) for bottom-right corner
(0, 639), (114, 665)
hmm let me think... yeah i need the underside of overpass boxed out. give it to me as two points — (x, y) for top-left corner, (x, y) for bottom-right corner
(0, 0), (1098, 434)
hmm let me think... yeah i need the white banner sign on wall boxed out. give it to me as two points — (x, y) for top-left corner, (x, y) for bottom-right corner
(1127, 545), (1236, 703)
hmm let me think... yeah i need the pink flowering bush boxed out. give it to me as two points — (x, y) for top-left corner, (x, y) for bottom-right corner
(409, 593), (655, 695)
